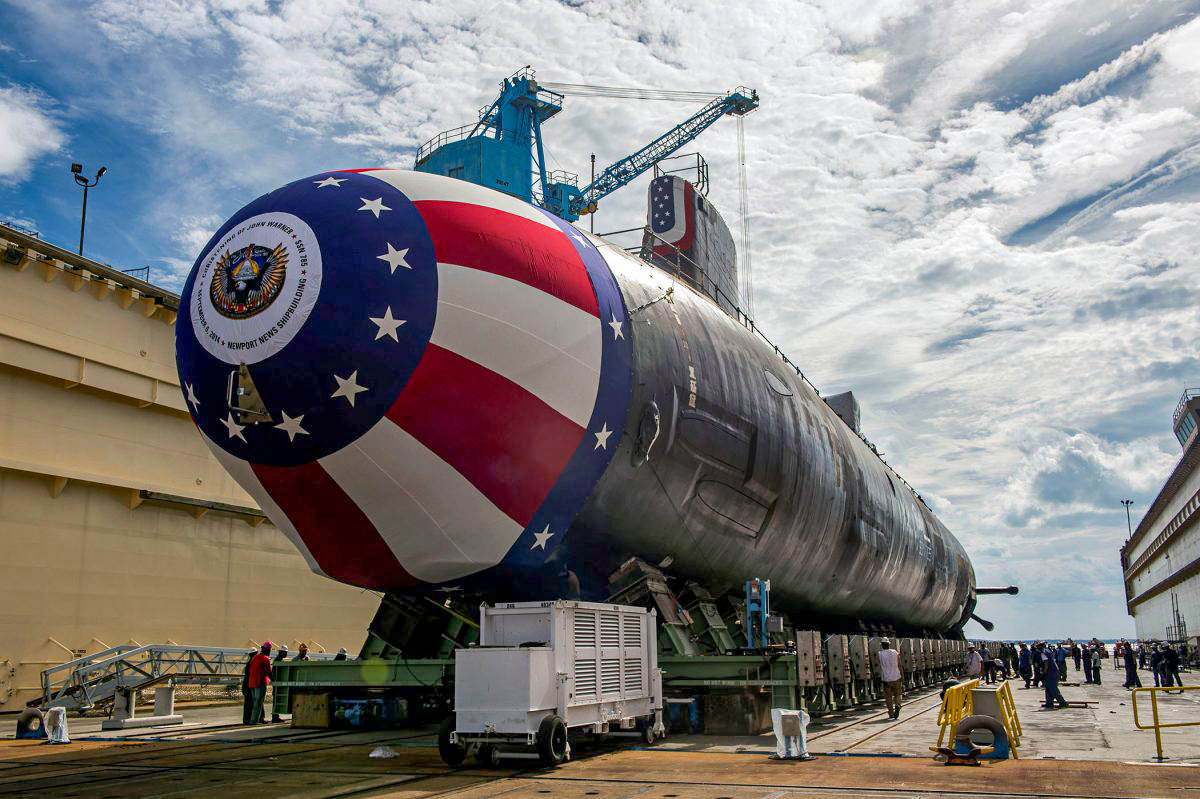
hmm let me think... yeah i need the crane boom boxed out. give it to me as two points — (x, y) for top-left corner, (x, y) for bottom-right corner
(413, 68), (757, 222)
(551, 87), (758, 220)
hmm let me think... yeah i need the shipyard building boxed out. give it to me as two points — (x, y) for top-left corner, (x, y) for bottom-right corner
(0, 223), (377, 713)
(1122, 389), (1200, 643)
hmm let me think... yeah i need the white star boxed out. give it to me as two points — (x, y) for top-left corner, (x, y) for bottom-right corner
(358, 197), (391, 218)
(331, 370), (368, 407)
(369, 306), (406, 342)
(376, 243), (411, 273)
(275, 411), (309, 442)
(313, 176), (347, 188)
(184, 382), (200, 411)
(608, 313), (624, 340)
(569, 229), (585, 244)
(594, 422), (613, 450)
(531, 525), (554, 550)
(221, 413), (246, 442)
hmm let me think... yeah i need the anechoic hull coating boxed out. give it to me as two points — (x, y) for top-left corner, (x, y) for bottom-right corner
(580, 245), (975, 632)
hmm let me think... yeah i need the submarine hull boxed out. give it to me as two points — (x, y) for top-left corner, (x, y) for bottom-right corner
(578, 244), (973, 632)
(174, 168), (974, 634)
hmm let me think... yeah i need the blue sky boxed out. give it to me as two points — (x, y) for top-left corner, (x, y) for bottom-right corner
(3, 0), (1199, 639)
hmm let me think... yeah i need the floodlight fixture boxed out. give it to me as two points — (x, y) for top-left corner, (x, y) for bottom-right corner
(70, 163), (108, 256)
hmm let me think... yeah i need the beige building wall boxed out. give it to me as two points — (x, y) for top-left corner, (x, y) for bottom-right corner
(0, 227), (378, 712)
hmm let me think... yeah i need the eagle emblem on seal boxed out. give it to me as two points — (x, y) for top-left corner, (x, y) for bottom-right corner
(210, 241), (288, 319)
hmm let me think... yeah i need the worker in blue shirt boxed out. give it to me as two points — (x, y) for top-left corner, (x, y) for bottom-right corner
(1162, 645), (1184, 692)
(1123, 642), (1142, 689)
(1018, 643), (1033, 688)
(1036, 642), (1069, 709)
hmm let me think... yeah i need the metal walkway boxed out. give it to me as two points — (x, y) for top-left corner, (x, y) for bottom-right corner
(37, 644), (253, 711)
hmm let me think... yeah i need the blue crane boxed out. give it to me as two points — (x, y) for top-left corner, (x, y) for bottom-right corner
(414, 67), (758, 222)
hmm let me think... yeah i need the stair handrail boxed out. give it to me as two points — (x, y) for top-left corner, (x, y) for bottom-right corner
(39, 644), (256, 710)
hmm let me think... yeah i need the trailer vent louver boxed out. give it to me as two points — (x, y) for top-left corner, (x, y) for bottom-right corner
(601, 658), (622, 694)
(575, 659), (597, 699)
(600, 612), (621, 647)
(575, 612), (596, 647)
(624, 658), (643, 693)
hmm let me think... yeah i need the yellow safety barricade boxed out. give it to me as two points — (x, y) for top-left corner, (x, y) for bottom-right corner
(1131, 685), (1200, 761)
(995, 680), (1022, 757)
(936, 679), (1022, 759)
(936, 678), (978, 748)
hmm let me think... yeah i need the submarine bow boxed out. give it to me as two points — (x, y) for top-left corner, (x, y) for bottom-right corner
(176, 169), (634, 591)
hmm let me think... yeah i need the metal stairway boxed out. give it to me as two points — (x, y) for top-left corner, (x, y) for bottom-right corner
(37, 644), (254, 711)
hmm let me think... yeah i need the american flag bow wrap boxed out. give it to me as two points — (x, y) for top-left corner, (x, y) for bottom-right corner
(176, 170), (634, 592)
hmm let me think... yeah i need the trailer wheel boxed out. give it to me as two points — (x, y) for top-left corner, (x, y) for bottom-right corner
(438, 717), (466, 767)
(536, 714), (568, 766)
(475, 744), (501, 767)
(641, 722), (656, 745)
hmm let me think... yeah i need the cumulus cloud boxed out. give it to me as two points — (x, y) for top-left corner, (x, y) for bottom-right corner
(11, 0), (1200, 638)
(158, 213), (222, 285)
(0, 85), (65, 182)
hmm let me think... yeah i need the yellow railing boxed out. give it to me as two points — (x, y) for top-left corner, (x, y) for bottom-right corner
(995, 681), (1022, 756)
(1131, 685), (1200, 761)
(936, 678), (978, 748)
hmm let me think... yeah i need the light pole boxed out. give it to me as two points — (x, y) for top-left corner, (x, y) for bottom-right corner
(71, 163), (107, 256)
(1121, 499), (1134, 540)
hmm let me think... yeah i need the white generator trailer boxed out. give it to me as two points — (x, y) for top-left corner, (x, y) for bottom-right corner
(440, 600), (665, 767)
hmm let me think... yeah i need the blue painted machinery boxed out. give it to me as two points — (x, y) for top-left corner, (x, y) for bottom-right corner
(414, 67), (563, 204)
(414, 66), (758, 221)
(744, 577), (771, 650)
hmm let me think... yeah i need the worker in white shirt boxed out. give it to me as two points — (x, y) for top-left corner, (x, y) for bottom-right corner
(965, 644), (983, 679)
(877, 638), (904, 719)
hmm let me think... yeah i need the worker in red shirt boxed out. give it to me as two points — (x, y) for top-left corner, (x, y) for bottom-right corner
(246, 641), (274, 725)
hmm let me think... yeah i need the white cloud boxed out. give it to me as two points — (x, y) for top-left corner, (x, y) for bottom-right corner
(0, 85), (65, 182)
(0, 214), (39, 233)
(19, 0), (1200, 639)
(157, 213), (221, 285)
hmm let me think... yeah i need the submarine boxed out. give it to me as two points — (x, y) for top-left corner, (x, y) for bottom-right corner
(175, 164), (989, 639)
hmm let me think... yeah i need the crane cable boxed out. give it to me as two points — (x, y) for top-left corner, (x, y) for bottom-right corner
(540, 82), (722, 102)
(544, 79), (754, 313)
(737, 114), (754, 317)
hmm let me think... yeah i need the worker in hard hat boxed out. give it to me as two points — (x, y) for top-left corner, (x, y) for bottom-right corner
(964, 645), (982, 679)
(1036, 642), (1068, 710)
(877, 638), (904, 719)
(246, 641), (274, 724)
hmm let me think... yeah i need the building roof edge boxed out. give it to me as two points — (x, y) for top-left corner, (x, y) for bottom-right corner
(1125, 432), (1200, 554)
(0, 222), (181, 310)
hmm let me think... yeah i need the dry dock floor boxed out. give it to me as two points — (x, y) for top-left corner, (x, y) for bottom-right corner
(4, 671), (1200, 798)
